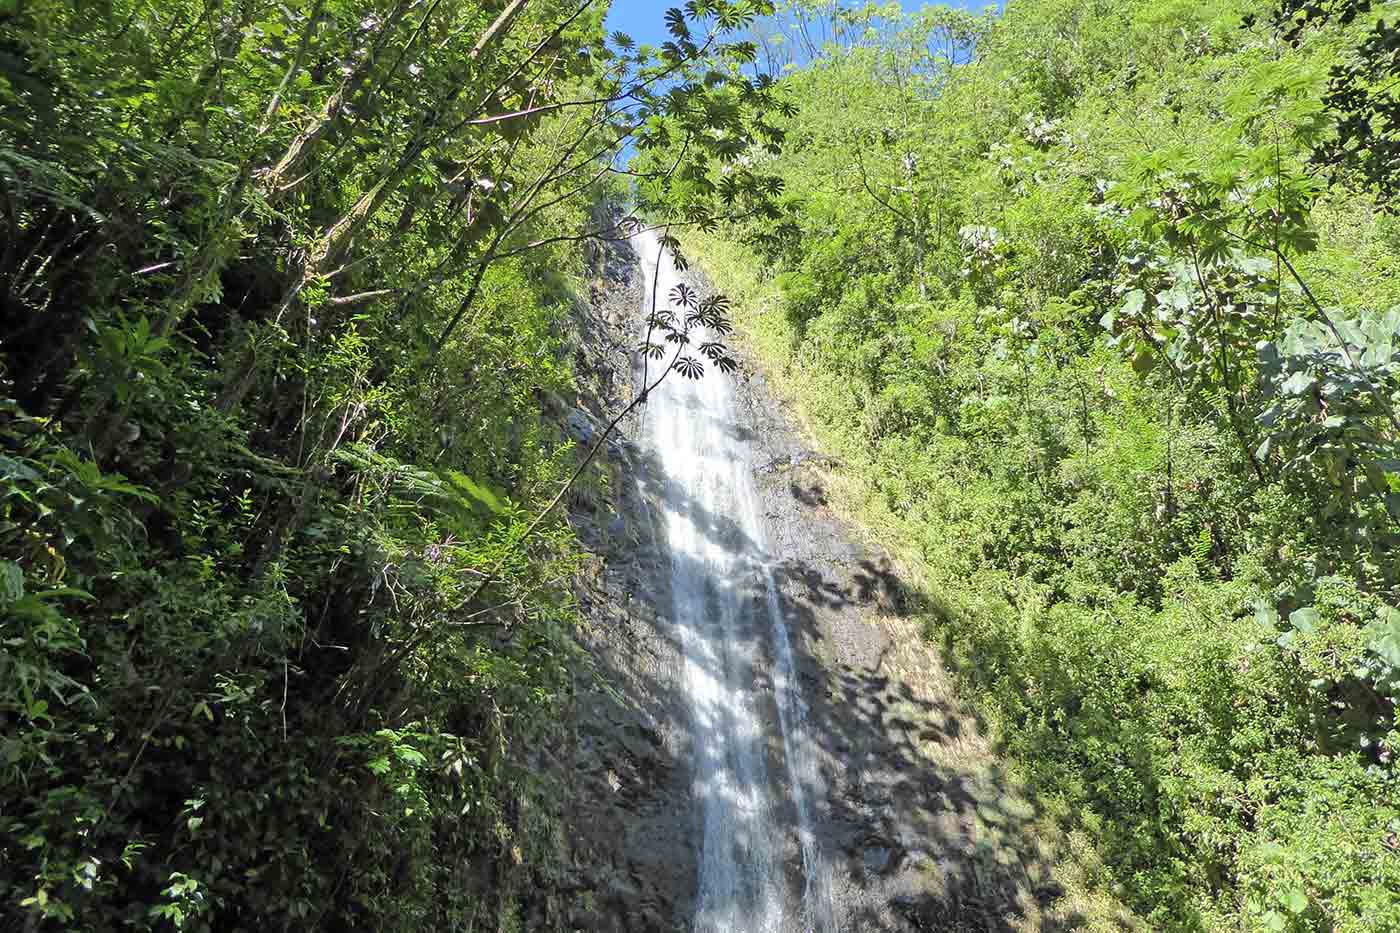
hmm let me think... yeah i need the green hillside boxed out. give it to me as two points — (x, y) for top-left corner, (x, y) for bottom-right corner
(681, 1), (1400, 927)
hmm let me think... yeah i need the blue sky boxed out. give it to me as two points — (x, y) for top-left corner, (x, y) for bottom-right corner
(604, 1), (989, 51)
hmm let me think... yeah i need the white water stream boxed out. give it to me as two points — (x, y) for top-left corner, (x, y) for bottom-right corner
(637, 231), (836, 933)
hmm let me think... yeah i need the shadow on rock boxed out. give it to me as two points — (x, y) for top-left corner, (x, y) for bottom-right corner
(560, 239), (1132, 932)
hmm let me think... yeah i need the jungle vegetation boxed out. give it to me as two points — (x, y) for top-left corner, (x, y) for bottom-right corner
(0, 0), (777, 928)
(679, 0), (1400, 928)
(7, 0), (1400, 928)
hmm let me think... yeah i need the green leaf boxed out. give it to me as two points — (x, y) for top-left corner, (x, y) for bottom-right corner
(1289, 607), (1320, 634)
(0, 560), (22, 605)
(1121, 289), (1146, 317)
(30, 586), (95, 602)
(1132, 347), (1156, 375)
(394, 745), (426, 766)
(445, 471), (504, 513)
(1370, 606), (1400, 668)
(1160, 283), (1192, 312)
(1282, 371), (1315, 395)
(0, 454), (42, 484)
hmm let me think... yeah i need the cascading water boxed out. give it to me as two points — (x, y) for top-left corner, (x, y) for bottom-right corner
(636, 231), (836, 933)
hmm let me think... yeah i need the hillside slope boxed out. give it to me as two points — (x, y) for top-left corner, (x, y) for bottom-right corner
(684, 0), (1400, 928)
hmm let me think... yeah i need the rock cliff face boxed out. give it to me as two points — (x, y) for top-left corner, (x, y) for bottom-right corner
(557, 219), (699, 931)
(556, 219), (1082, 932)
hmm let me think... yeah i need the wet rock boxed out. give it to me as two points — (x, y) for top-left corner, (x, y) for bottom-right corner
(861, 780), (894, 807)
(607, 872), (639, 899)
(890, 893), (933, 929)
(566, 215), (1078, 930)
(863, 843), (898, 876)
(567, 904), (607, 931)
(616, 717), (666, 771)
(755, 449), (843, 475)
(567, 408), (597, 446)
(563, 210), (700, 933)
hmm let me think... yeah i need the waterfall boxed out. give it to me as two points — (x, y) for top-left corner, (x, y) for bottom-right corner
(637, 230), (835, 932)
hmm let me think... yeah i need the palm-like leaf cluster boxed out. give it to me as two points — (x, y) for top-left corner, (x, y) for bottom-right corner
(639, 279), (739, 382)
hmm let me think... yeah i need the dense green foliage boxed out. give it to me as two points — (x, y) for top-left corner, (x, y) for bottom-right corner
(686, 0), (1400, 927)
(10, 0), (1400, 926)
(0, 0), (780, 927)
